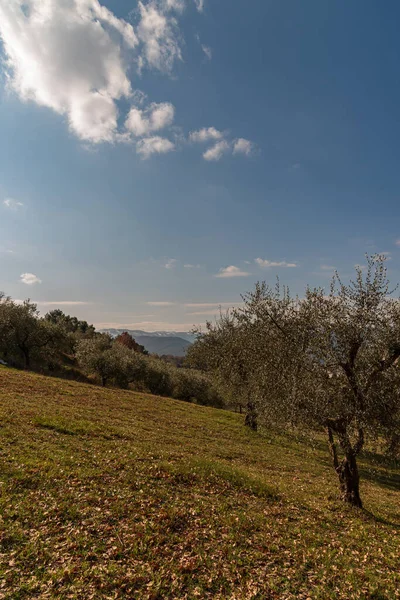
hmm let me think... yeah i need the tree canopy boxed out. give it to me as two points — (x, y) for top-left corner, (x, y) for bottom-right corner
(188, 255), (400, 507)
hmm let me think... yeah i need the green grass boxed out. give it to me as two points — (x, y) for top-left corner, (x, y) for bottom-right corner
(0, 367), (399, 599)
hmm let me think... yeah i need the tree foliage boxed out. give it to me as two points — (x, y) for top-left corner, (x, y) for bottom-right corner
(115, 331), (148, 354)
(188, 256), (400, 507)
(0, 295), (65, 369)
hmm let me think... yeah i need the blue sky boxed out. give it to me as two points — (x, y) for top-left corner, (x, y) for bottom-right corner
(1, 0), (400, 331)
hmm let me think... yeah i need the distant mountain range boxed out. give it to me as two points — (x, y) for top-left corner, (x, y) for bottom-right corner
(100, 329), (197, 356)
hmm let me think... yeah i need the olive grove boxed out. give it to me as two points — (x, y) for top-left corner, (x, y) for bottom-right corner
(187, 256), (400, 507)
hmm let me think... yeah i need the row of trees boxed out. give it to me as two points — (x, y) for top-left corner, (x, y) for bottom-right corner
(0, 296), (224, 408)
(75, 333), (224, 406)
(187, 256), (400, 507)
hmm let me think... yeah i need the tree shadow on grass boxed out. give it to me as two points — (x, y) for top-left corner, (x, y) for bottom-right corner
(358, 462), (400, 493)
(361, 508), (400, 530)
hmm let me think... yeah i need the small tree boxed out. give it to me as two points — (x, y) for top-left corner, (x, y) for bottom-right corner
(115, 331), (147, 354)
(75, 335), (114, 386)
(189, 256), (400, 508)
(187, 314), (258, 427)
(75, 336), (145, 387)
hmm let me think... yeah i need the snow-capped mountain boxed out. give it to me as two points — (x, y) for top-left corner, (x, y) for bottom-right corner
(99, 329), (198, 356)
(101, 329), (197, 343)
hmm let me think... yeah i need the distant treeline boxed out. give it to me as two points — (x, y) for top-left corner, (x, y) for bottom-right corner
(0, 295), (224, 408)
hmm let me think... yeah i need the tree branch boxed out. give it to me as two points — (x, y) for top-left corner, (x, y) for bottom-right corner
(365, 348), (400, 393)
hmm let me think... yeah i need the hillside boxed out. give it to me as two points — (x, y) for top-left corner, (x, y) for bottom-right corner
(135, 335), (192, 356)
(0, 367), (399, 599)
(101, 329), (195, 356)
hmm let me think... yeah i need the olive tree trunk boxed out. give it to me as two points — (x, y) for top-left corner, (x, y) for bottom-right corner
(327, 425), (363, 508)
(245, 401), (258, 431)
(337, 450), (362, 507)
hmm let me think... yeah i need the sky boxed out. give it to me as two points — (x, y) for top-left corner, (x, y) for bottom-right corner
(1, 0), (400, 332)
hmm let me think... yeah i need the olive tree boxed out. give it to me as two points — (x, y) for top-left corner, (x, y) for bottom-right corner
(75, 335), (145, 387)
(187, 313), (258, 425)
(189, 256), (400, 507)
(0, 295), (64, 368)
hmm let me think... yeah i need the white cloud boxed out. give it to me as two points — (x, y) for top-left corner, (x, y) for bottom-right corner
(233, 138), (253, 156)
(36, 301), (91, 306)
(165, 258), (177, 269)
(191, 129), (255, 161)
(0, 0), (137, 144)
(3, 198), (23, 209)
(163, 0), (185, 11)
(184, 302), (239, 308)
(0, 0), (255, 161)
(194, 0), (205, 12)
(255, 258), (297, 268)
(137, 0), (182, 74)
(215, 265), (251, 278)
(136, 136), (175, 158)
(190, 127), (224, 143)
(201, 45), (212, 60)
(203, 140), (230, 161)
(147, 301), (176, 306)
(187, 309), (229, 316)
(125, 102), (174, 136)
(20, 273), (41, 285)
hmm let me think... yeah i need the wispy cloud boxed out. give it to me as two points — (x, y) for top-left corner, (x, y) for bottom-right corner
(136, 136), (175, 158)
(36, 301), (92, 306)
(203, 140), (230, 161)
(187, 310), (219, 316)
(95, 321), (201, 332)
(125, 102), (175, 137)
(147, 301), (176, 306)
(193, 0), (205, 12)
(233, 138), (253, 156)
(215, 265), (251, 278)
(184, 263), (201, 269)
(190, 129), (256, 161)
(201, 45), (212, 60)
(165, 258), (177, 269)
(184, 302), (239, 308)
(3, 198), (23, 210)
(20, 273), (41, 285)
(190, 127), (224, 143)
(137, 0), (183, 74)
(320, 264), (336, 271)
(255, 258), (297, 268)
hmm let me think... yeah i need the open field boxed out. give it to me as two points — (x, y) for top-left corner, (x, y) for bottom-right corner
(0, 366), (399, 599)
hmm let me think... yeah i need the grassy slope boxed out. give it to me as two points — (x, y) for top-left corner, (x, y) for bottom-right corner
(0, 368), (399, 600)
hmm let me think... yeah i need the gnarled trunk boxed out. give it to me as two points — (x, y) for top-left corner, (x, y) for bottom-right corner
(327, 424), (363, 508)
(245, 401), (258, 431)
(22, 347), (30, 369)
(337, 451), (362, 508)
